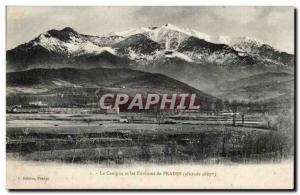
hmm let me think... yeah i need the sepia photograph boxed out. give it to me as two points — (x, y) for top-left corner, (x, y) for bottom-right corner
(5, 6), (295, 190)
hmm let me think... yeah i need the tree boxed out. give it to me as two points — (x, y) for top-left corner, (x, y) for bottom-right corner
(231, 100), (238, 126)
(215, 99), (224, 112)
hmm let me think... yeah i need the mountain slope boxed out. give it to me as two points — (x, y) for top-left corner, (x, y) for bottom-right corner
(114, 34), (161, 55)
(216, 72), (294, 101)
(6, 67), (216, 100)
(7, 68), (147, 88)
(219, 72), (294, 90)
(6, 27), (130, 71)
(114, 23), (294, 66)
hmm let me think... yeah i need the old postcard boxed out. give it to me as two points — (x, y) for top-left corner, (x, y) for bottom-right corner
(6, 6), (295, 189)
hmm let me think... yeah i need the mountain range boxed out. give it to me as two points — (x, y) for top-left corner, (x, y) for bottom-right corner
(6, 24), (294, 102)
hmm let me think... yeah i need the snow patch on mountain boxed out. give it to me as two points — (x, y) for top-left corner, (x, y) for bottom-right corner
(127, 48), (159, 63)
(114, 27), (152, 37)
(35, 33), (116, 56)
(165, 51), (193, 62)
(88, 35), (124, 46)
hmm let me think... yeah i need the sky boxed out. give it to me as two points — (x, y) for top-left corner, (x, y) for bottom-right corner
(6, 6), (294, 53)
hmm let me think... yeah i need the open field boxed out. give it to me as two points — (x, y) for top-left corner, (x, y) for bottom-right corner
(6, 112), (265, 127)
(6, 113), (293, 165)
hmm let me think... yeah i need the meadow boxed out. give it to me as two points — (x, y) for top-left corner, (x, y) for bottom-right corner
(6, 113), (293, 165)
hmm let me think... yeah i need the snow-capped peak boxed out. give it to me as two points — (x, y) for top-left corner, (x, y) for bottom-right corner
(217, 36), (263, 53)
(112, 23), (265, 52)
(60, 27), (78, 34)
(33, 28), (117, 56)
(219, 36), (262, 47)
(113, 27), (152, 37)
(162, 23), (188, 34)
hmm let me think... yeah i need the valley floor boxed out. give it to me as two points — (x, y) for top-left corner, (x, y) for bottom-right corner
(6, 112), (293, 165)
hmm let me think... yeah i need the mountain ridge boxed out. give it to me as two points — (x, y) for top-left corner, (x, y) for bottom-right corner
(7, 24), (294, 72)
(6, 25), (294, 102)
